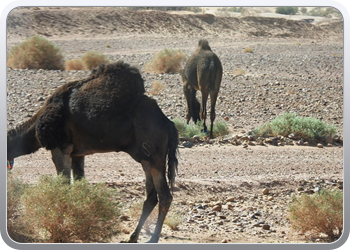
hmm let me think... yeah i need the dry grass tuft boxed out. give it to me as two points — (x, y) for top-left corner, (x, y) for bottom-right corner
(145, 48), (186, 74)
(81, 51), (109, 70)
(7, 36), (65, 70)
(149, 81), (165, 95)
(65, 58), (85, 71)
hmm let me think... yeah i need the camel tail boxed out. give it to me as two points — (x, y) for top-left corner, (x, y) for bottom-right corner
(167, 121), (179, 191)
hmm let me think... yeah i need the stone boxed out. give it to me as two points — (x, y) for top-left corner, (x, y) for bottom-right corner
(262, 188), (270, 195)
(226, 197), (235, 202)
(212, 205), (222, 212)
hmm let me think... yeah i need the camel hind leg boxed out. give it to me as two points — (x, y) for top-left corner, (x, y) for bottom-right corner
(199, 88), (209, 134)
(126, 167), (158, 243)
(209, 90), (219, 139)
(145, 161), (172, 243)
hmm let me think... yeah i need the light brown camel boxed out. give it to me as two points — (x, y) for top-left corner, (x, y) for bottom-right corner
(182, 39), (223, 139)
(7, 61), (179, 243)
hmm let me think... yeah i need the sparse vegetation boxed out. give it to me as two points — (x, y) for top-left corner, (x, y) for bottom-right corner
(252, 112), (337, 142)
(308, 7), (342, 18)
(172, 119), (229, 139)
(243, 47), (253, 53)
(217, 7), (243, 13)
(275, 7), (298, 15)
(81, 51), (109, 70)
(145, 48), (186, 74)
(7, 171), (30, 242)
(65, 58), (85, 71)
(289, 189), (343, 240)
(20, 174), (121, 243)
(164, 212), (183, 230)
(233, 68), (246, 76)
(7, 36), (65, 70)
(66, 51), (109, 71)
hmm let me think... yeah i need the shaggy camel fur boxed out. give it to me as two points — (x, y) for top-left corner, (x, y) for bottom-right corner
(7, 61), (179, 243)
(182, 39), (223, 139)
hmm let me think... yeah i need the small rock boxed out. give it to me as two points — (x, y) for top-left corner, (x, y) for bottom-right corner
(183, 141), (194, 148)
(317, 143), (324, 148)
(226, 197), (235, 202)
(262, 224), (270, 230)
(212, 205), (222, 212)
(262, 188), (270, 195)
(221, 239), (228, 243)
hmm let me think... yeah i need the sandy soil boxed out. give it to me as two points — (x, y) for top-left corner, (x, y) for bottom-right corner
(6, 7), (343, 244)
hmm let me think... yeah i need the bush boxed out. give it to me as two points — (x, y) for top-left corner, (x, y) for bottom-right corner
(7, 36), (65, 70)
(275, 7), (298, 15)
(164, 212), (183, 231)
(252, 112), (337, 142)
(81, 51), (109, 70)
(21, 175), (120, 243)
(145, 49), (186, 74)
(172, 119), (229, 139)
(289, 189), (343, 240)
(7, 171), (30, 242)
(65, 58), (85, 71)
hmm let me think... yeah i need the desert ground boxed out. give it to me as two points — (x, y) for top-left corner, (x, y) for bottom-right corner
(6, 7), (344, 244)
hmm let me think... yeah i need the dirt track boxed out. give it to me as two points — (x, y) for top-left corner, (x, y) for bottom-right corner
(6, 7), (343, 244)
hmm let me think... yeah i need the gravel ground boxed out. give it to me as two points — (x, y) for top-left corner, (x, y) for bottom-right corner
(6, 7), (344, 244)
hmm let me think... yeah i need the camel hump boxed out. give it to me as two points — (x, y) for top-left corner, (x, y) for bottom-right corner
(91, 60), (141, 78)
(89, 60), (145, 95)
(197, 39), (212, 51)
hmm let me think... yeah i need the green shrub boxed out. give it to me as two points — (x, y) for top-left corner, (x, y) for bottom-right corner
(252, 112), (337, 141)
(146, 49), (186, 74)
(275, 7), (298, 15)
(7, 36), (65, 70)
(81, 51), (109, 70)
(172, 119), (229, 139)
(212, 121), (230, 138)
(289, 189), (343, 240)
(21, 175), (120, 243)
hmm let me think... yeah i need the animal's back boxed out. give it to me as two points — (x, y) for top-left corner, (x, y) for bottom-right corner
(37, 61), (146, 150)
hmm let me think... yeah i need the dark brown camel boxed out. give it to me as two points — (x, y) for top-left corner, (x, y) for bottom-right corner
(7, 61), (179, 243)
(182, 39), (223, 139)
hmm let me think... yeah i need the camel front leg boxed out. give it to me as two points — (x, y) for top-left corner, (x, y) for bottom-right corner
(72, 156), (85, 181)
(183, 83), (194, 124)
(51, 145), (74, 183)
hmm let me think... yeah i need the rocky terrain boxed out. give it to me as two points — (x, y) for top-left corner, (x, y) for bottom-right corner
(6, 7), (344, 244)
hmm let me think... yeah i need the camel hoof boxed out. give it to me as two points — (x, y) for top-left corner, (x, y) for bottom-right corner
(120, 240), (137, 243)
